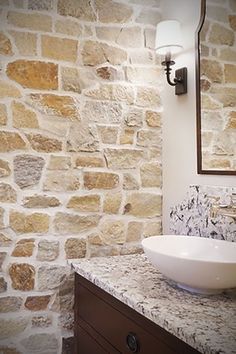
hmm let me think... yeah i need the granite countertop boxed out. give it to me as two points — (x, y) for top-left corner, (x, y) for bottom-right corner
(71, 254), (236, 354)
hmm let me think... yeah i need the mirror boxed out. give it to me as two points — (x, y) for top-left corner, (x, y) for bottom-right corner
(196, 0), (236, 175)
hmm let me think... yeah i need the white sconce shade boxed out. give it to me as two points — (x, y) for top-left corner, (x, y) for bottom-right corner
(155, 20), (183, 55)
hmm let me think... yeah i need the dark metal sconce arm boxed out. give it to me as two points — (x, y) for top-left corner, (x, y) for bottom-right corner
(161, 53), (188, 95)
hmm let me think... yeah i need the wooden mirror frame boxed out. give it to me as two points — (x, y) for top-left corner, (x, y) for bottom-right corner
(195, 0), (236, 175)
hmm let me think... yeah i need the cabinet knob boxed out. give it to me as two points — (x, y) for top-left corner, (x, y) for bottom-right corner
(126, 332), (140, 353)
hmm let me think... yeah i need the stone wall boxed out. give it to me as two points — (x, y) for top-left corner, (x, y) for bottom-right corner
(200, 0), (236, 170)
(0, 0), (163, 352)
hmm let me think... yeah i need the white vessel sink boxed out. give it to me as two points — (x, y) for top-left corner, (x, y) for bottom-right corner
(142, 235), (236, 294)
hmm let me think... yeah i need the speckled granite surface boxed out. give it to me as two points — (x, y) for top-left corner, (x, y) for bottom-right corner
(72, 254), (236, 354)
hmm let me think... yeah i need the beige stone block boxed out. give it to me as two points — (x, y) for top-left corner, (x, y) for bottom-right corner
(13, 0), (24, 7)
(0, 104), (7, 125)
(88, 233), (103, 246)
(0, 318), (28, 340)
(84, 172), (119, 190)
(82, 40), (127, 66)
(229, 15), (236, 31)
(61, 67), (81, 94)
(21, 334), (58, 353)
(201, 59), (223, 83)
(129, 49), (154, 65)
(202, 131), (213, 148)
(24, 295), (51, 311)
(136, 8), (161, 26)
(9, 263), (35, 291)
(55, 18), (82, 36)
(37, 265), (70, 290)
(54, 212), (100, 234)
(124, 192), (162, 217)
(201, 111), (223, 131)
(105, 148), (144, 169)
(143, 221), (162, 237)
(200, 78), (211, 92)
(7, 60), (58, 90)
(225, 64), (236, 84)
(96, 66), (124, 81)
(123, 173), (139, 190)
(137, 129), (161, 147)
(202, 155), (231, 170)
(99, 220), (126, 245)
(96, 27), (120, 42)
(67, 122), (99, 152)
(12, 101), (39, 129)
(0, 79), (21, 98)
(0, 276), (7, 293)
(207, 5), (228, 22)
(95, 0), (133, 23)
(103, 191), (122, 214)
(140, 162), (162, 187)
(23, 195), (60, 208)
(229, 0), (236, 11)
(9, 31), (37, 56)
(226, 111), (236, 129)
(125, 107), (143, 127)
(9, 211), (49, 233)
(0, 0), (9, 6)
(0, 252), (6, 272)
(57, 0), (95, 21)
(136, 87), (161, 107)
(37, 240), (59, 262)
(200, 44), (210, 57)
(85, 84), (112, 100)
(116, 26), (143, 48)
(11, 238), (35, 257)
(48, 156), (71, 170)
(120, 244), (143, 256)
(0, 296), (22, 313)
(112, 84), (135, 104)
(97, 125), (118, 144)
(26, 133), (62, 153)
(67, 195), (101, 212)
(27, 93), (79, 120)
(0, 159), (10, 178)
(0, 183), (16, 203)
(81, 100), (122, 124)
(126, 221), (142, 242)
(0, 207), (4, 229)
(209, 23), (234, 46)
(28, 0), (53, 10)
(43, 171), (80, 192)
(89, 245), (120, 257)
(7, 11), (52, 31)
(32, 315), (52, 328)
(41, 35), (78, 62)
(144, 28), (155, 49)
(120, 128), (135, 145)
(210, 87), (236, 107)
(145, 110), (161, 127)
(14, 155), (45, 189)
(201, 94), (221, 110)
(65, 238), (86, 259)
(0, 131), (26, 152)
(219, 48), (236, 62)
(75, 154), (105, 168)
(0, 32), (13, 55)
(213, 131), (235, 156)
(126, 67), (161, 85)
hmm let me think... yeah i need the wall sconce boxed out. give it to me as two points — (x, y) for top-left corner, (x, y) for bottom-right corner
(155, 20), (187, 95)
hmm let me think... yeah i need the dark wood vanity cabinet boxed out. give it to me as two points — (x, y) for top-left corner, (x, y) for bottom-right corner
(74, 273), (201, 354)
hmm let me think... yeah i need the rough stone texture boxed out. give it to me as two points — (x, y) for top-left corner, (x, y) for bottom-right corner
(140, 162), (162, 187)
(0, 277), (7, 293)
(26, 133), (62, 153)
(116, 27), (143, 48)
(43, 171), (80, 192)
(209, 23), (234, 46)
(75, 154), (105, 168)
(0, 318), (28, 340)
(28, 0), (53, 10)
(37, 265), (70, 290)
(0, 183), (17, 203)
(81, 100), (122, 124)
(21, 333), (58, 353)
(105, 148), (145, 169)
(84, 172), (119, 189)
(82, 41), (127, 66)
(123, 173), (140, 190)
(136, 8), (161, 26)
(146, 111), (161, 127)
(96, 66), (123, 81)
(226, 111), (236, 129)
(0, 232), (12, 247)
(103, 191), (122, 214)
(95, 0), (133, 23)
(201, 59), (223, 83)
(125, 108), (143, 127)
(7, 11), (52, 31)
(55, 19), (83, 36)
(0, 79), (21, 98)
(24, 295), (51, 310)
(32, 315), (52, 328)
(9, 211), (49, 233)
(54, 212), (100, 234)
(14, 155), (45, 189)
(0, 31), (13, 55)
(120, 128), (135, 144)
(65, 238), (87, 259)
(48, 156), (71, 170)
(143, 221), (162, 237)
(61, 67), (81, 93)
(0, 207), (4, 228)
(126, 221), (143, 242)
(0, 131), (26, 152)
(23, 195), (60, 208)
(11, 238), (35, 257)
(41, 35), (78, 62)
(7, 60), (58, 90)
(229, 15), (236, 31)
(67, 195), (101, 212)
(137, 130), (161, 147)
(37, 240), (59, 261)
(0, 103), (7, 125)
(67, 122), (99, 152)
(97, 125), (118, 144)
(0, 252), (6, 271)
(100, 220), (126, 245)
(9, 263), (35, 291)
(27, 93), (79, 120)
(0, 296), (22, 312)
(124, 193), (162, 217)
(57, 0), (96, 21)
(9, 31), (37, 56)
(12, 101), (39, 129)
(126, 67), (161, 85)
(85, 84), (135, 104)
(219, 48), (236, 61)
(224, 64), (236, 84)
(136, 87), (161, 107)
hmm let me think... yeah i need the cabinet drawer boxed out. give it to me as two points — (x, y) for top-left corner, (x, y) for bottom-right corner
(77, 280), (175, 354)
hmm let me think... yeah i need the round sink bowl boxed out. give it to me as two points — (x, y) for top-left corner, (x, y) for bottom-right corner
(142, 235), (236, 294)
